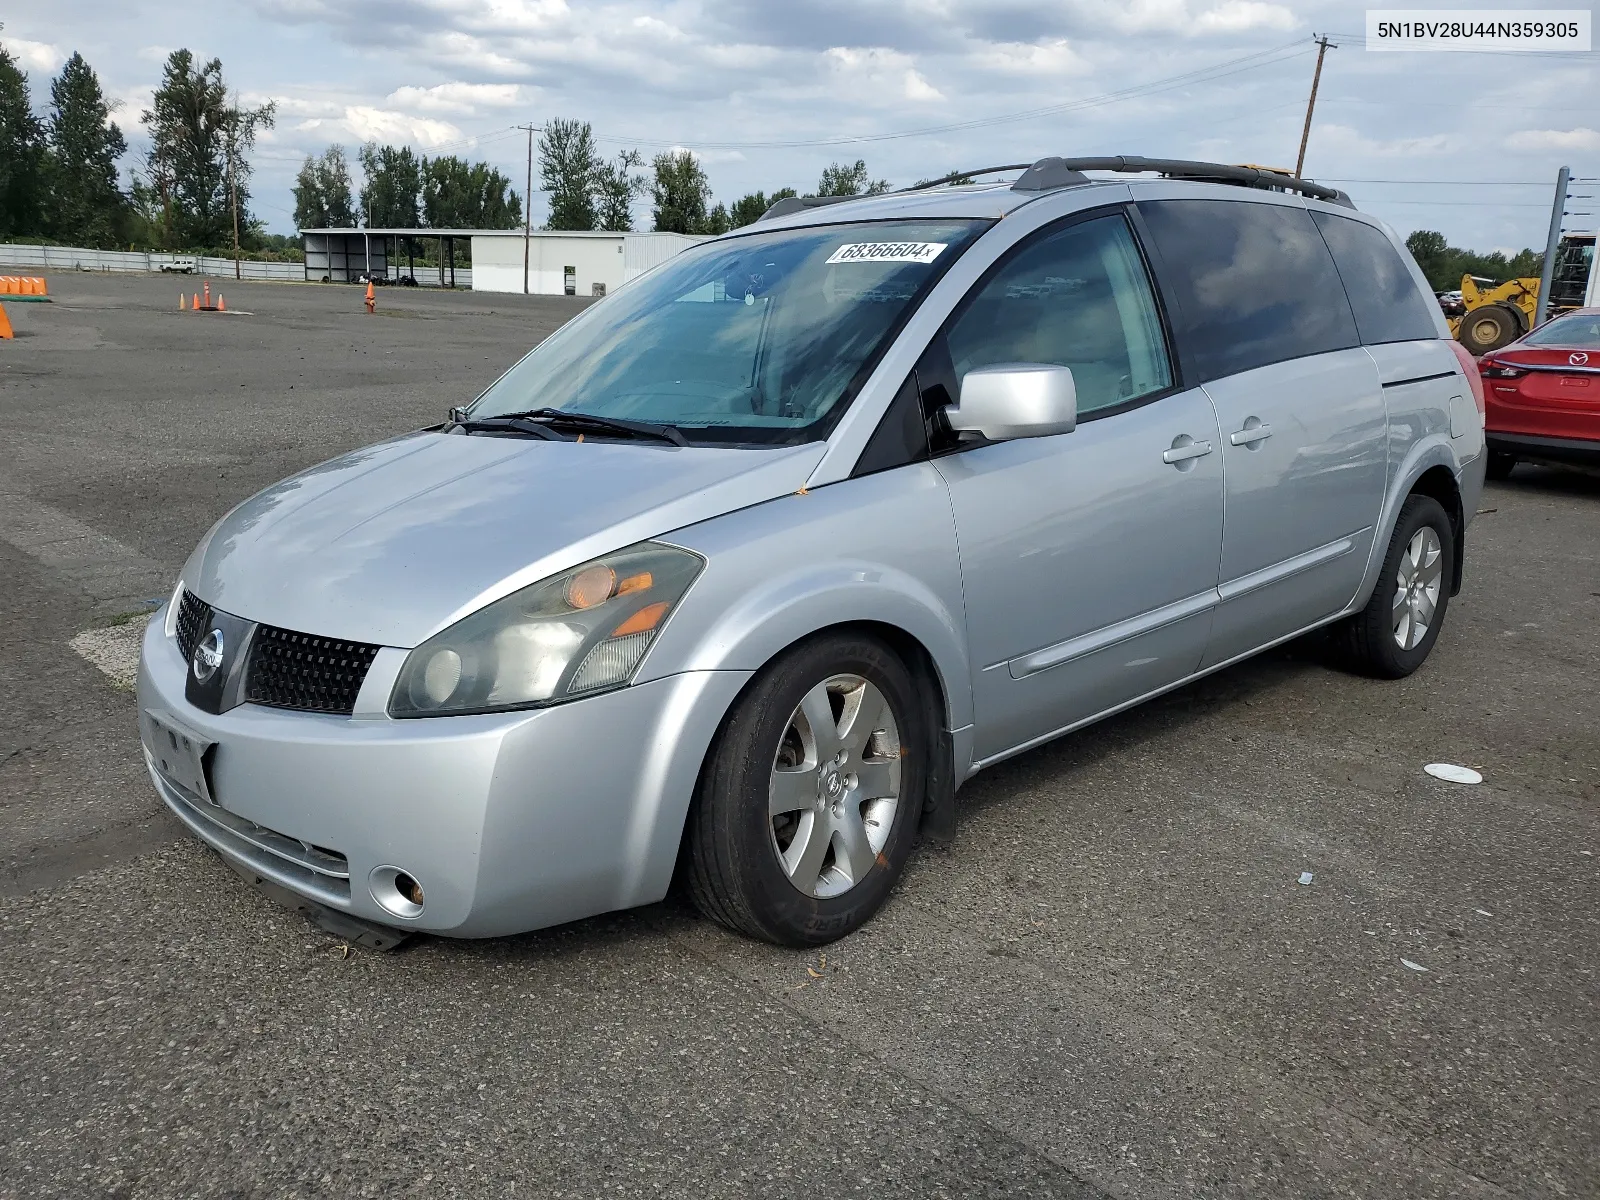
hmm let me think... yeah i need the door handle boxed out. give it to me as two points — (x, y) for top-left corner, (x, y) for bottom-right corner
(1229, 419), (1272, 447)
(1162, 437), (1214, 465)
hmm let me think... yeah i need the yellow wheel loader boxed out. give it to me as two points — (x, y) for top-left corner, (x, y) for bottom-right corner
(1449, 232), (1596, 354)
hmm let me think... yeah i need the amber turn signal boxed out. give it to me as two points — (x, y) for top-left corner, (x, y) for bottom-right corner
(612, 601), (669, 636)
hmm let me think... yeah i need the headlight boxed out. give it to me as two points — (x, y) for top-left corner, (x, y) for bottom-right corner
(389, 543), (703, 717)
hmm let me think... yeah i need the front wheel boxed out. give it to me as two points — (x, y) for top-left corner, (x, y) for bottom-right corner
(1330, 495), (1455, 679)
(685, 633), (929, 946)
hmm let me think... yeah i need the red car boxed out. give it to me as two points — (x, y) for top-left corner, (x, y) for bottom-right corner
(1480, 307), (1600, 479)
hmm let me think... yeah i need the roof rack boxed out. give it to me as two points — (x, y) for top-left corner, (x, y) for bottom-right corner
(758, 155), (1352, 222)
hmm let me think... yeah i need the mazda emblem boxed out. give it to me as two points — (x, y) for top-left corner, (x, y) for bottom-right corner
(1572, 352), (1590, 366)
(192, 628), (225, 683)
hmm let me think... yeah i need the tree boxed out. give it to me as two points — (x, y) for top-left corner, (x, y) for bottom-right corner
(141, 50), (229, 247)
(817, 160), (889, 197)
(43, 53), (128, 247)
(0, 32), (45, 240)
(729, 187), (796, 228)
(652, 149), (711, 234)
(703, 202), (731, 235)
(422, 155), (521, 228)
(595, 148), (645, 232)
(292, 146), (358, 229)
(539, 117), (600, 231)
(1404, 228), (1544, 292)
(359, 143), (422, 227)
(220, 92), (274, 256)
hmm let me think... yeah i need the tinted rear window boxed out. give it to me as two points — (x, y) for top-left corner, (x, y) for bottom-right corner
(1138, 199), (1359, 381)
(1312, 212), (1439, 344)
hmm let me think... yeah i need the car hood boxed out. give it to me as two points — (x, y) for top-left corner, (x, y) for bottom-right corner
(186, 430), (825, 646)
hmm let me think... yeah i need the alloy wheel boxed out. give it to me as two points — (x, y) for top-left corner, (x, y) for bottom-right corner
(768, 674), (902, 899)
(1392, 526), (1443, 651)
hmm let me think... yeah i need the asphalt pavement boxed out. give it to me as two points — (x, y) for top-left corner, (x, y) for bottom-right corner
(0, 273), (1595, 1199)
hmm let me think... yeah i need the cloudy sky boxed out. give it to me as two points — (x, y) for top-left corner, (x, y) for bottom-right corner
(5, 0), (1595, 251)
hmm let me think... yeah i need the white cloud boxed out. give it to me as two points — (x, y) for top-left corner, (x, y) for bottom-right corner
(341, 107), (463, 146)
(1505, 127), (1600, 152)
(972, 38), (1087, 76)
(1193, 1), (1297, 33)
(387, 82), (532, 114)
(824, 47), (944, 104)
(1318, 124), (1454, 159)
(2, 37), (64, 74)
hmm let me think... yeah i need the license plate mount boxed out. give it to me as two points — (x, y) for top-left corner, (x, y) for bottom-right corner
(143, 709), (215, 804)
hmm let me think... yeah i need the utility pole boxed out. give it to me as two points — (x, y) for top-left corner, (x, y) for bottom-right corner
(519, 123), (538, 295)
(1295, 35), (1336, 179)
(1534, 166), (1571, 327)
(227, 97), (242, 280)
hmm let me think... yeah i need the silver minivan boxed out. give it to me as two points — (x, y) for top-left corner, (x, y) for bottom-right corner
(138, 157), (1487, 947)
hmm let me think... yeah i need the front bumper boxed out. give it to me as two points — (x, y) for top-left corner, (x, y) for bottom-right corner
(138, 609), (750, 937)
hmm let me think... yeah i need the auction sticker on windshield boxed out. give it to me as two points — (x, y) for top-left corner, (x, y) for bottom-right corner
(826, 242), (948, 265)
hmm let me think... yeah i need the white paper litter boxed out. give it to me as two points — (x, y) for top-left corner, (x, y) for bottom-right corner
(1475, 908), (1493, 917)
(1401, 959), (1429, 973)
(1424, 762), (1483, 785)
(1298, 872), (1314, 885)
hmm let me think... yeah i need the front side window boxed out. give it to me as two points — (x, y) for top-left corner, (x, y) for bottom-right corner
(945, 213), (1173, 417)
(469, 219), (989, 444)
(1138, 198), (1359, 381)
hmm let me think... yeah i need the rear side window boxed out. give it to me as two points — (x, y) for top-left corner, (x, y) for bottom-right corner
(1138, 199), (1359, 381)
(1313, 212), (1439, 344)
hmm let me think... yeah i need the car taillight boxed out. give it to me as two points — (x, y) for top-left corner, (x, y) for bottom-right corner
(1449, 340), (1487, 416)
(1478, 358), (1526, 380)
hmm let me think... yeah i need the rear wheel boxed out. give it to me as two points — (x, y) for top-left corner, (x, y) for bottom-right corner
(1485, 450), (1517, 481)
(685, 633), (928, 946)
(1458, 304), (1521, 355)
(1330, 495), (1454, 679)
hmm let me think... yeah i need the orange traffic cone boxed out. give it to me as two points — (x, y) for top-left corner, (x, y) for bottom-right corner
(192, 292), (200, 311)
(364, 279), (376, 313)
(0, 302), (12, 339)
(202, 280), (212, 309)
(217, 294), (226, 312)
(179, 293), (187, 310)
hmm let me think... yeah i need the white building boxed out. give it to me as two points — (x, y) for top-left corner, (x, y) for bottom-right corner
(469, 230), (706, 296)
(300, 228), (706, 296)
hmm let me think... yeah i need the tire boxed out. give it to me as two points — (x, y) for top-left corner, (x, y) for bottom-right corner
(1458, 304), (1521, 355)
(685, 632), (929, 946)
(1330, 495), (1455, 679)
(1485, 450), (1517, 481)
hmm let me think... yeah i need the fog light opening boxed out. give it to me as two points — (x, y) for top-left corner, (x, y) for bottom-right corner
(369, 865), (425, 920)
(395, 873), (423, 906)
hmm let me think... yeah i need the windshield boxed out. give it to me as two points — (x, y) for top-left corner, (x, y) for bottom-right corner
(469, 219), (989, 444)
(1524, 311), (1600, 348)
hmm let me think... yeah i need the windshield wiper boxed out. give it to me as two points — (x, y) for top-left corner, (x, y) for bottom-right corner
(510, 407), (689, 447)
(452, 416), (564, 440)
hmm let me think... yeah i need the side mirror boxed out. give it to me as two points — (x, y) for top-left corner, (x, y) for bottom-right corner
(947, 363), (1077, 441)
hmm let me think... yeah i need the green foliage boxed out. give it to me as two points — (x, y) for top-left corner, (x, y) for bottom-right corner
(729, 188), (796, 228)
(1406, 228), (1543, 292)
(595, 148), (645, 232)
(294, 145), (357, 229)
(703, 202), (731, 236)
(359, 143), (422, 227)
(43, 53), (128, 247)
(817, 160), (889, 197)
(422, 155), (522, 229)
(652, 150), (711, 234)
(139, 50), (272, 250)
(0, 33), (45, 240)
(539, 118), (601, 231)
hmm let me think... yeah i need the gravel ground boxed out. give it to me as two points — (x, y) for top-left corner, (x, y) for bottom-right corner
(0, 272), (1595, 1199)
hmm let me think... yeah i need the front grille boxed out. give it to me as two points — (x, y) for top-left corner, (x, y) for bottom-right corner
(175, 590), (212, 663)
(244, 624), (381, 714)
